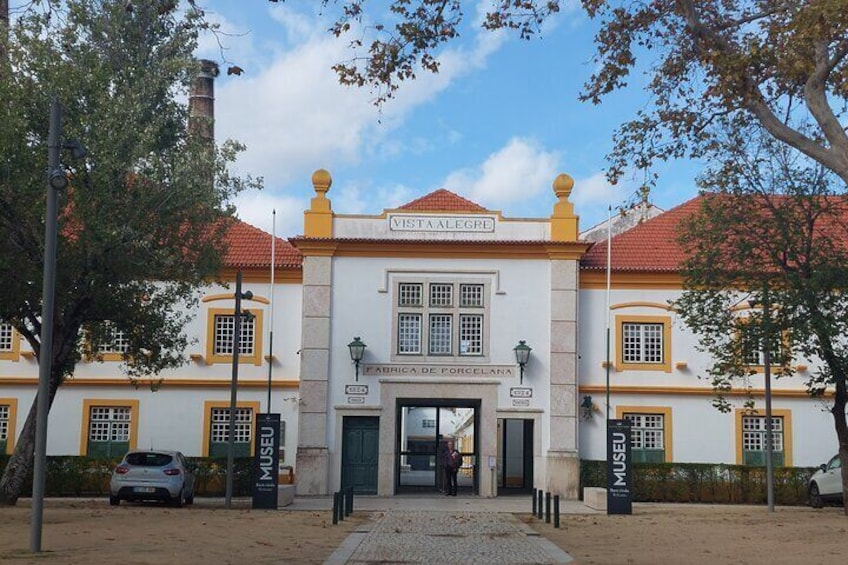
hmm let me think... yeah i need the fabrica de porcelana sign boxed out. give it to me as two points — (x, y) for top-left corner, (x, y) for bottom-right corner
(388, 214), (496, 233)
(362, 364), (515, 377)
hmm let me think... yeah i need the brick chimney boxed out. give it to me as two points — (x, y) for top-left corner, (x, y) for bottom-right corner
(188, 59), (219, 142)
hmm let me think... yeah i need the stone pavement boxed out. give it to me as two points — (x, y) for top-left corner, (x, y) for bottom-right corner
(325, 510), (574, 564)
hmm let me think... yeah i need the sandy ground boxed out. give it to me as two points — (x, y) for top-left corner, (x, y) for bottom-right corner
(1, 499), (846, 564)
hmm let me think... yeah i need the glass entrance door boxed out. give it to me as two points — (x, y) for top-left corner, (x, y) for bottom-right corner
(497, 418), (533, 492)
(397, 402), (477, 493)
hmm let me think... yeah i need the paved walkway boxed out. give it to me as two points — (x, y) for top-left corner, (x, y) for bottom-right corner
(325, 510), (574, 564)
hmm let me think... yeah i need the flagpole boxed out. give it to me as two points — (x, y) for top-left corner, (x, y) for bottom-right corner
(266, 209), (276, 414)
(605, 205), (612, 424)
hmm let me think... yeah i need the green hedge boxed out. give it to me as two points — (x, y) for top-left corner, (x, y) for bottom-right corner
(0, 455), (254, 497)
(580, 460), (816, 505)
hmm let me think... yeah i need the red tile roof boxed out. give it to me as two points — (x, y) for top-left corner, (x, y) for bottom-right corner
(581, 196), (703, 272)
(223, 219), (301, 269)
(396, 189), (488, 212)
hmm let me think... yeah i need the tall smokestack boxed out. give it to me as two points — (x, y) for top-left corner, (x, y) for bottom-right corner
(188, 59), (219, 142)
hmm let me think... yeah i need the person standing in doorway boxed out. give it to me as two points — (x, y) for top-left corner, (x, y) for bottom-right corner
(444, 440), (462, 496)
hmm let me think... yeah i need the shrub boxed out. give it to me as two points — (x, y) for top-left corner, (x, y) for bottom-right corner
(580, 460), (815, 505)
(0, 456), (254, 497)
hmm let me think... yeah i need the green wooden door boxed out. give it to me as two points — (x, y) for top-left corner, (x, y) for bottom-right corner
(341, 417), (379, 494)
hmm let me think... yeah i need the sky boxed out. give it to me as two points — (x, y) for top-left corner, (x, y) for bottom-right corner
(99, 2), (712, 237)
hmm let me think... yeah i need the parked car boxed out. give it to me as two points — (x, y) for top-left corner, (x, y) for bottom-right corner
(809, 454), (844, 508)
(109, 450), (195, 507)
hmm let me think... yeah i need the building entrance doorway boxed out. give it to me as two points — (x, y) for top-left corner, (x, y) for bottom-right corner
(497, 418), (533, 492)
(396, 400), (478, 494)
(341, 416), (379, 494)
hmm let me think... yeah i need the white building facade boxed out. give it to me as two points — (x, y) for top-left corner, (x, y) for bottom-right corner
(0, 175), (839, 498)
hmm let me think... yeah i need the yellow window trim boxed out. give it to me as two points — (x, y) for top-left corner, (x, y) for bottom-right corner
(0, 398), (18, 455)
(733, 317), (792, 374)
(615, 314), (672, 373)
(0, 324), (21, 362)
(201, 400), (261, 457)
(616, 405), (673, 462)
(79, 399), (140, 456)
(205, 308), (264, 366)
(734, 408), (793, 467)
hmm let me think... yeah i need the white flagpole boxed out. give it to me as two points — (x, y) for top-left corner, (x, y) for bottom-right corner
(266, 209), (276, 413)
(605, 205), (612, 423)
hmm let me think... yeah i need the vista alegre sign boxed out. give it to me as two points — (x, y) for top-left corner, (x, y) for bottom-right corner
(388, 214), (496, 233)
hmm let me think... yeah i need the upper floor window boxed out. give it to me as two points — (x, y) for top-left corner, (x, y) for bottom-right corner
(737, 320), (790, 370)
(422, 418), (436, 428)
(0, 321), (20, 361)
(394, 280), (489, 361)
(616, 315), (672, 372)
(206, 308), (264, 365)
(0, 322), (14, 352)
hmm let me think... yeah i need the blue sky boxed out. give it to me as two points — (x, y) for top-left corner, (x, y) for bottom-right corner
(70, 1), (708, 237)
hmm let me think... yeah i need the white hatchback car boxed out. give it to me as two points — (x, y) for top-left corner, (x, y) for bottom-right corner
(809, 454), (844, 508)
(109, 450), (195, 507)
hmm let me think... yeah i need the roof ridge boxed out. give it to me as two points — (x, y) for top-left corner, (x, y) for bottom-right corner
(396, 188), (488, 212)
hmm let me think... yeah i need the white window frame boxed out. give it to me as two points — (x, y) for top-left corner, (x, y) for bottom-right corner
(392, 279), (490, 362)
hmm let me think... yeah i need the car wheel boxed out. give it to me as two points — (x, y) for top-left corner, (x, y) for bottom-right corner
(185, 491), (194, 505)
(109, 495), (120, 506)
(170, 487), (184, 508)
(809, 482), (824, 508)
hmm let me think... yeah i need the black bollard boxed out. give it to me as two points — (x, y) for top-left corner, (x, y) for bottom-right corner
(339, 491), (345, 522)
(545, 491), (551, 524)
(532, 488), (537, 515)
(332, 492), (339, 525)
(537, 489), (543, 519)
(554, 495), (560, 529)
(346, 487), (353, 516)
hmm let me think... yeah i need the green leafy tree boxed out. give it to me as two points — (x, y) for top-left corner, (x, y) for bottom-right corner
(675, 133), (848, 513)
(0, 0), (258, 505)
(296, 1), (848, 186)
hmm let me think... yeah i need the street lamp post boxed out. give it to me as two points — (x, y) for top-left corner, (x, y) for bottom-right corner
(762, 289), (775, 513)
(225, 270), (252, 509)
(513, 341), (531, 385)
(30, 97), (68, 553)
(348, 337), (366, 381)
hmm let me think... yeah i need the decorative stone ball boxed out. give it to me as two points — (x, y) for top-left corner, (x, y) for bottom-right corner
(553, 173), (574, 199)
(312, 169), (332, 193)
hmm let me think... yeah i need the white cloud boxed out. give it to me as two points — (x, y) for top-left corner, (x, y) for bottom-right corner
(211, 3), (509, 192)
(442, 138), (560, 207)
(233, 191), (306, 238)
(570, 171), (634, 229)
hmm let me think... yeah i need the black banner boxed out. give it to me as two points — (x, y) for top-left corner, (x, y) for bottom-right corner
(606, 419), (632, 515)
(252, 413), (281, 509)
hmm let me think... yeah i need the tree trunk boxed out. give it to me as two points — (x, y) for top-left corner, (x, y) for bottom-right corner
(0, 368), (63, 506)
(831, 376), (848, 516)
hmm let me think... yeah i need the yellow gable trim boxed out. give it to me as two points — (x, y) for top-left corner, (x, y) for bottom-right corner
(202, 293), (270, 305)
